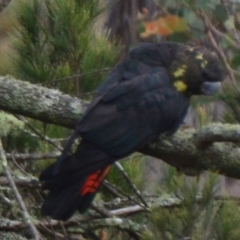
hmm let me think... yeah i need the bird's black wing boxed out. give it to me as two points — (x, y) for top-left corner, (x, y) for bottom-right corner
(40, 42), (224, 220)
(78, 68), (189, 159)
(40, 67), (190, 219)
(58, 42), (179, 162)
(40, 44), (189, 220)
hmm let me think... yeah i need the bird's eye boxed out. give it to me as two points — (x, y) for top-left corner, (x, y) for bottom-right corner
(201, 69), (209, 79)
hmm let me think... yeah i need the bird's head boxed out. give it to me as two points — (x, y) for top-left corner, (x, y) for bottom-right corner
(169, 45), (225, 96)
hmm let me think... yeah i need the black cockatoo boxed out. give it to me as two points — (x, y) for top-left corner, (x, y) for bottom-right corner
(40, 42), (224, 220)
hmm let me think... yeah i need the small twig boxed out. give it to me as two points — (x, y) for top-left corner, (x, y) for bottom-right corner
(91, 203), (113, 217)
(14, 115), (62, 151)
(0, 139), (42, 240)
(22, 128), (67, 143)
(59, 221), (68, 239)
(39, 68), (111, 86)
(203, 12), (240, 50)
(114, 161), (149, 209)
(102, 180), (124, 198)
(193, 123), (240, 149)
(10, 155), (30, 176)
(0, 193), (11, 206)
(38, 224), (70, 240)
(221, 0), (240, 45)
(110, 205), (146, 216)
(103, 180), (147, 208)
(0, 217), (84, 230)
(82, 90), (97, 96)
(6, 152), (60, 161)
(207, 29), (236, 83)
(199, 12), (237, 84)
(0, 176), (40, 187)
(0, 195), (237, 234)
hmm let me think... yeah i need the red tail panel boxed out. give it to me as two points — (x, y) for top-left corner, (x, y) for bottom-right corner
(80, 165), (111, 196)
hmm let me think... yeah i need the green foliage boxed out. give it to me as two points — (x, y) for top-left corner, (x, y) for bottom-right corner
(142, 166), (240, 240)
(0, 112), (23, 137)
(1, 0), (240, 239)
(193, 103), (220, 129)
(0, 3), (122, 233)
(218, 85), (240, 124)
(213, 200), (240, 240)
(150, 0), (208, 42)
(0, 232), (28, 240)
(3, 0), (121, 172)
(13, 0), (120, 94)
(106, 154), (146, 195)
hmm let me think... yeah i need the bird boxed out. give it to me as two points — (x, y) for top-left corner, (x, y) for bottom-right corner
(39, 42), (224, 220)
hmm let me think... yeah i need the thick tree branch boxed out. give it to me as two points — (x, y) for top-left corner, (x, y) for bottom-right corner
(193, 123), (240, 148)
(140, 127), (240, 178)
(0, 76), (240, 178)
(6, 152), (60, 161)
(0, 76), (86, 129)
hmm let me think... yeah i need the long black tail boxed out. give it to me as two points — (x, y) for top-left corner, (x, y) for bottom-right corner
(40, 141), (113, 220)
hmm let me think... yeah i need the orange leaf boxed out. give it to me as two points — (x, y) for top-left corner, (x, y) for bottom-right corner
(140, 14), (188, 38)
(140, 21), (158, 37)
(162, 15), (179, 29)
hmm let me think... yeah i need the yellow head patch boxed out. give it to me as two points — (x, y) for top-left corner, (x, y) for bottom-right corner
(196, 53), (208, 68)
(188, 47), (195, 52)
(173, 65), (187, 78)
(174, 80), (188, 92)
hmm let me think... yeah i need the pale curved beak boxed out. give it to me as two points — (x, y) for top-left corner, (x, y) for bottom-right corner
(202, 81), (221, 95)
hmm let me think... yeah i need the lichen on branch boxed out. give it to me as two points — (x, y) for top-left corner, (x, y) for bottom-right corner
(0, 75), (239, 178)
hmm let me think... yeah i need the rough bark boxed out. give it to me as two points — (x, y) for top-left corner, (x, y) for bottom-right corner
(0, 76), (240, 179)
(0, 76), (87, 128)
(140, 126), (240, 178)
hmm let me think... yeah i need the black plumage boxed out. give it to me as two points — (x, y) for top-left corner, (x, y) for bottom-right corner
(40, 42), (224, 220)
